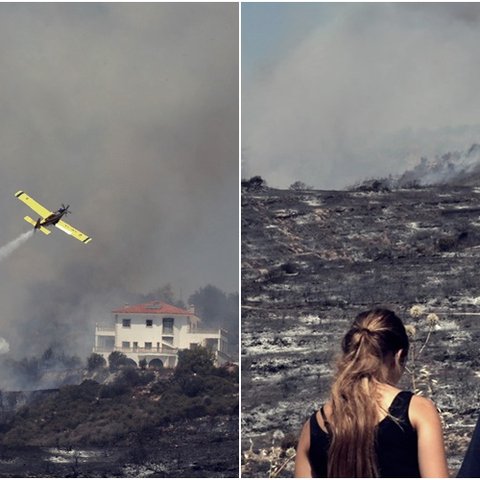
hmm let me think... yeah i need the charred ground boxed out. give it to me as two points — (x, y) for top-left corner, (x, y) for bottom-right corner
(0, 348), (239, 477)
(242, 184), (480, 477)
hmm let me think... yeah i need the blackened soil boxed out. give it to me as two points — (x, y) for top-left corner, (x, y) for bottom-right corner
(242, 186), (480, 477)
(0, 415), (238, 477)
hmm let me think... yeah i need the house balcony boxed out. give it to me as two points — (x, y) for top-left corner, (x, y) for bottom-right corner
(190, 329), (220, 335)
(93, 345), (178, 355)
(188, 327), (228, 335)
(95, 325), (115, 334)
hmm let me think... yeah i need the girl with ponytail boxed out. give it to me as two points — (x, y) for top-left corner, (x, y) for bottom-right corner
(295, 308), (448, 477)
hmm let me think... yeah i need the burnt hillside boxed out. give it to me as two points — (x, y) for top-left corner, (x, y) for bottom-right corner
(0, 350), (239, 477)
(241, 185), (480, 477)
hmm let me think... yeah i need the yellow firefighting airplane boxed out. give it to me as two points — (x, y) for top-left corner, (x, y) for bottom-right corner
(15, 191), (92, 244)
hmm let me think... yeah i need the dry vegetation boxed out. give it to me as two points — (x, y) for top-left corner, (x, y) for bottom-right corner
(1, 348), (238, 448)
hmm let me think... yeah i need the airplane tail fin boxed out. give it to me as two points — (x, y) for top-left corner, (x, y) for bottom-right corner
(23, 215), (36, 228)
(24, 216), (51, 235)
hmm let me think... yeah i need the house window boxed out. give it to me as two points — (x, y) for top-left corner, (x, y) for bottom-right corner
(162, 336), (174, 345)
(122, 341), (130, 349)
(122, 318), (131, 328)
(190, 343), (199, 349)
(133, 342), (138, 351)
(98, 336), (115, 349)
(145, 342), (152, 350)
(146, 319), (153, 328)
(162, 318), (174, 335)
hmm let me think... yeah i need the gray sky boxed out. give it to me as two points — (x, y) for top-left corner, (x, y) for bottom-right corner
(242, 3), (480, 188)
(0, 3), (238, 358)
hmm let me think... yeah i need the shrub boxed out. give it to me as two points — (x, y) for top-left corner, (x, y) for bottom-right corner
(139, 371), (155, 385)
(108, 351), (129, 372)
(214, 363), (239, 379)
(179, 375), (206, 397)
(99, 380), (130, 398)
(175, 345), (215, 377)
(87, 353), (107, 372)
(150, 379), (171, 395)
(202, 375), (237, 395)
(119, 366), (142, 387)
(184, 402), (207, 419)
(241, 176), (266, 191)
(70, 380), (100, 402)
(289, 181), (312, 191)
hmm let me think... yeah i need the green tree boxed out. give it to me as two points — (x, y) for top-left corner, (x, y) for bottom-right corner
(175, 345), (215, 377)
(87, 353), (107, 372)
(108, 351), (129, 372)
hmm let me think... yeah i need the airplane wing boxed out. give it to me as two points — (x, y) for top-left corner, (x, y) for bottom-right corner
(15, 191), (52, 219)
(55, 220), (92, 244)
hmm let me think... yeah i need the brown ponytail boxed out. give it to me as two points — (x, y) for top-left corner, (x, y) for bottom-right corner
(327, 309), (409, 477)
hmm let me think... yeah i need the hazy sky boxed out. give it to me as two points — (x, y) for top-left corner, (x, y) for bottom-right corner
(242, 3), (480, 189)
(0, 3), (238, 358)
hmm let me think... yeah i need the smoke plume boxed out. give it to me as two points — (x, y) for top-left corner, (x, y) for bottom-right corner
(0, 4), (238, 362)
(397, 144), (480, 187)
(353, 143), (480, 190)
(0, 338), (9, 355)
(243, 3), (480, 189)
(0, 231), (33, 263)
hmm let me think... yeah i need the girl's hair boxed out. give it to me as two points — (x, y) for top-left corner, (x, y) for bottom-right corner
(327, 308), (409, 477)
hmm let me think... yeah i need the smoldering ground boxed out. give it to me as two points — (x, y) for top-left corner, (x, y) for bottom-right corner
(0, 4), (238, 366)
(243, 3), (480, 189)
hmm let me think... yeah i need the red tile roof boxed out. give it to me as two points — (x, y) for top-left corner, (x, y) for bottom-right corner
(112, 301), (193, 316)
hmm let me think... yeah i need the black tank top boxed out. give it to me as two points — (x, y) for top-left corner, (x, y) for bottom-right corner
(308, 391), (420, 477)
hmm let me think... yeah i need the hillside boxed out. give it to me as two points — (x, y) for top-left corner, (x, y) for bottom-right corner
(0, 349), (239, 477)
(242, 184), (480, 477)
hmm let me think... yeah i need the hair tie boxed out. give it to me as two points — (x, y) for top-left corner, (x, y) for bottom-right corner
(358, 327), (373, 336)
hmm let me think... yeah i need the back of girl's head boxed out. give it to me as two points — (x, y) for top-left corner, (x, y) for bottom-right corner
(342, 308), (409, 372)
(327, 308), (409, 477)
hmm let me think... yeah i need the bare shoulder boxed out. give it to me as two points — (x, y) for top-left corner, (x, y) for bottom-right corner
(409, 394), (441, 428)
(298, 417), (311, 449)
(409, 394), (448, 477)
(301, 417), (311, 433)
(410, 394), (438, 412)
(295, 418), (313, 477)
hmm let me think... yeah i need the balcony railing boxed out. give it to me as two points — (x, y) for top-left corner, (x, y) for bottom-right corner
(96, 325), (115, 333)
(93, 346), (178, 355)
(189, 328), (221, 335)
(96, 325), (227, 336)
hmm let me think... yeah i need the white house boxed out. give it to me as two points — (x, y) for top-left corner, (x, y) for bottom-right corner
(93, 300), (230, 368)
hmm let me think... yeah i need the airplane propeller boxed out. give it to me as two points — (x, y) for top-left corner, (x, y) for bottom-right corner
(61, 203), (71, 215)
